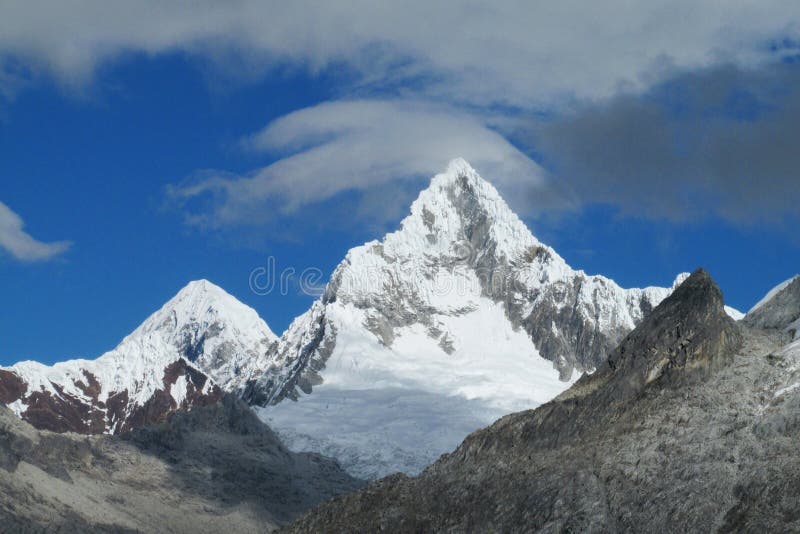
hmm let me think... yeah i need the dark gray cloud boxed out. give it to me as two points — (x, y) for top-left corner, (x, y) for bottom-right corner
(533, 61), (800, 227)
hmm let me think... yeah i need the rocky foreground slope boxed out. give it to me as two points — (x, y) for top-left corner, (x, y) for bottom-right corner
(0, 395), (361, 533)
(287, 269), (800, 533)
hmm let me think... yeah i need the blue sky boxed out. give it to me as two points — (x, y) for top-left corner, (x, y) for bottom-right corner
(1, 2), (799, 365)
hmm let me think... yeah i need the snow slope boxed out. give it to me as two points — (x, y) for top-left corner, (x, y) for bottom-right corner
(725, 306), (745, 321)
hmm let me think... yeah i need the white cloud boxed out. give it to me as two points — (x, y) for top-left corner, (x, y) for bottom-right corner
(0, 201), (71, 261)
(169, 100), (550, 227)
(1, 1), (799, 105)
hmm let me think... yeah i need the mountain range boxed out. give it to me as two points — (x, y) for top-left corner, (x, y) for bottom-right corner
(1, 159), (742, 479)
(1, 159), (798, 532)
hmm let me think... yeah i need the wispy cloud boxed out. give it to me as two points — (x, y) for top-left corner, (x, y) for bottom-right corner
(168, 100), (551, 228)
(0, 201), (71, 261)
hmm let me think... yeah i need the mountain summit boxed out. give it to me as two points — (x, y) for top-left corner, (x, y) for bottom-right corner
(130, 279), (277, 390)
(0, 280), (274, 434)
(249, 158), (688, 478)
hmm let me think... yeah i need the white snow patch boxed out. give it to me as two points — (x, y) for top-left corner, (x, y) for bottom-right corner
(725, 306), (745, 321)
(171, 374), (188, 407)
(7, 399), (25, 417)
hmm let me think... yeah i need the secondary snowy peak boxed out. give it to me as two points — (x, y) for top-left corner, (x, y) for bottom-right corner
(0, 280), (276, 434)
(132, 279), (278, 390)
(134, 279), (274, 340)
(248, 158), (686, 478)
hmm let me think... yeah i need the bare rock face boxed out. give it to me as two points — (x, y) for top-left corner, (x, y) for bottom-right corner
(572, 268), (743, 406)
(0, 395), (362, 533)
(287, 270), (800, 533)
(115, 359), (224, 433)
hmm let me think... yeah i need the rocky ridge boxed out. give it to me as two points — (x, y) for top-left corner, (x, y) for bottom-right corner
(744, 274), (800, 340)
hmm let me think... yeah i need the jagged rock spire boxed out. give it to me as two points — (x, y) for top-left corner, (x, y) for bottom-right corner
(561, 268), (743, 408)
(601, 268), (742, 392)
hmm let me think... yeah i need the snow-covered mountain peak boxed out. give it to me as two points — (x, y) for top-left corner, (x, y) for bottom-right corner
(128, 280), (277, 391)
(0, 279), (276, 434)
(425, 157), (508, 209)
(376, 157), (548, 265)
(133, 279), (275, 342)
